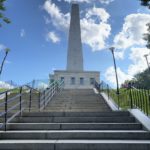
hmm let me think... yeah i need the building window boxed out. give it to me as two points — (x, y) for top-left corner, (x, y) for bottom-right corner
(60, 77), (64, 82)
(80, 77), (84, 85)
(90, 78), (95, 85)
(71, 77), (75, 85)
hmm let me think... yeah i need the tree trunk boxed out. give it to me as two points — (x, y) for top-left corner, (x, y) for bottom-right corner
(0, 52), (8, 76)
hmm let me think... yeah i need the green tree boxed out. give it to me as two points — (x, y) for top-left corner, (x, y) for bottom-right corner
(144, 23), (150, 49)
(134, 69), (150, 88)
(139, 0), (150, 49)
(0, 48), (10, 76)
(140, 0), (150, 8)
(0, 0), (10, 27)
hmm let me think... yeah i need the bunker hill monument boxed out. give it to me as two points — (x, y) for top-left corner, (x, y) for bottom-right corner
(50, 3), (100, 89)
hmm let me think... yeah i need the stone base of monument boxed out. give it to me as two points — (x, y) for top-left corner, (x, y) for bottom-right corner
(50, 70), (100, 89)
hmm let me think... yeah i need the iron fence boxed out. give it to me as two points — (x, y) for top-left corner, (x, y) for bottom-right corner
(95, 81), (150, 116)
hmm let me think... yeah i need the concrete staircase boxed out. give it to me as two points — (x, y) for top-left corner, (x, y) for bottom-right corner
(0, 89), (150, 149)
(44, 89), (110, 112)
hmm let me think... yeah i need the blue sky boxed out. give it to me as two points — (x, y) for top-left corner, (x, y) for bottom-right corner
(0, 0), (150, 87)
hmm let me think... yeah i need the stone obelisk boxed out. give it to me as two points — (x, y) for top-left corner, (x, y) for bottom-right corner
(67, 3), (83, 71)
(50, 3), (100, 89)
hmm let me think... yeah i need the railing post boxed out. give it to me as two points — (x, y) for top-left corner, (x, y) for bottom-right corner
(148, 92), (150, 115)
(145, 90), (149, 116)
(129, 84), (133, 109)
(19, 87), (22, 116)
(116, 91), (120, 110)
(107, 84), (109, 100)
(29, 89), (32, 112)
(4, 92), (8, 131)
(44, 90), (46, 109)
(39, 92), (41, 112)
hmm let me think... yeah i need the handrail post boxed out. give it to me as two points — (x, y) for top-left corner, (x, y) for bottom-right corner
(145, 90), (149, 116)
(29, 89), (32, 112)
(129, 83), (133, 109)
(19, 87), (22, 116)
(44, 90), (46, 109)
(39, 92), (41, 112)
(4, 92), (8, 131)
(148, 92), (150, 115)
(99, 83), (101, 93)
(116, 91), (120, 110)
(107, 84), (109, 100)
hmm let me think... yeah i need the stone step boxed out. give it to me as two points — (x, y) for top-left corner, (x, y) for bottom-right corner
(0, 140), (150, 150)
(0, 130), (149, 140)
(13, 116), (135, 123)
(22, 111), (129, 117)
(6, 123), (142, 130)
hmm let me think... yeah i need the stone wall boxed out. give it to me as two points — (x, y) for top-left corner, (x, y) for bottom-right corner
(50, 70), (100, 89)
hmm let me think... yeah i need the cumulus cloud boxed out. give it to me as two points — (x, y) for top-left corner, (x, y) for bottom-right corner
(43, 0), (70, 31)
(105, 47), (150, 86)
(37, 82), (48, 90)
(44, 16), (51, 24)
(81, 7), (111, 51)
(62, 0), (90, 3)
(128, 47), (150, 76)
(99, 0), (114, 4)
(105, 66), (133, 87)
(46, 31), (60, 43)
(114, 50), (125, 60)
(43, 0), (111, 51)
(114, 13), (150, 49)
(20, 29), (26, 37)
(0, 44), (6, 51)
(59, 0), (114, 4)
(0, 81), (14, 89)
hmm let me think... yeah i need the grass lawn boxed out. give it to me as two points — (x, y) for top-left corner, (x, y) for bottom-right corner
(104, 88), (150, 116)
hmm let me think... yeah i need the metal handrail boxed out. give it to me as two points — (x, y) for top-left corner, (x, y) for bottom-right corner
(0, 84), (41, 131)
(0, 80), (64, 131)
(39, 80), (64, 111)
(95, 81), (150, 116)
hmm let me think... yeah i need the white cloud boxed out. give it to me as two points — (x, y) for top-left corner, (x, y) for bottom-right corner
(105, 66), (133, 87)
(43, 0), (111, 51)
(37, 82), (48, 90)
(100, 0), (114, 4)
(44, 16), (51, 24)
(105, 47), (150, 86)
(0, 44), (6, 52)
(81, 7), (111, 51)
(0, 81), (14, 89)
(43, 0), (70, 31)
(5, 60), (12, 64)
(114, 50), (125, 60)
(63, 0), (90, 3)
(20, 29), (26, 37)
(128, 47), (150, 76)
(85, 7), (110, 23)
(114, 13), (150, 49)
(59, 0), (114, 4)
(46, 31), (60, 43)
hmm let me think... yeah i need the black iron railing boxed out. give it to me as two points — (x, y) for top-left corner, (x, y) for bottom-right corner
(95, 81), (150, 116)
(0, 80), (64, 131)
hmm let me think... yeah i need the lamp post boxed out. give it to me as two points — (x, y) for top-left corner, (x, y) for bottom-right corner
(109, 47), (120, 109)
(144, 54), (150, 71)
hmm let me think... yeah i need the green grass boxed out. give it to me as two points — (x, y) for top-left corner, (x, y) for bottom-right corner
(0, 88), (7, 93)
(104, 88), (150, 116)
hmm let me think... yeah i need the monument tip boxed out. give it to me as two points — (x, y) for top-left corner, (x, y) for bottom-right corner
(71, 0), (79, 4)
